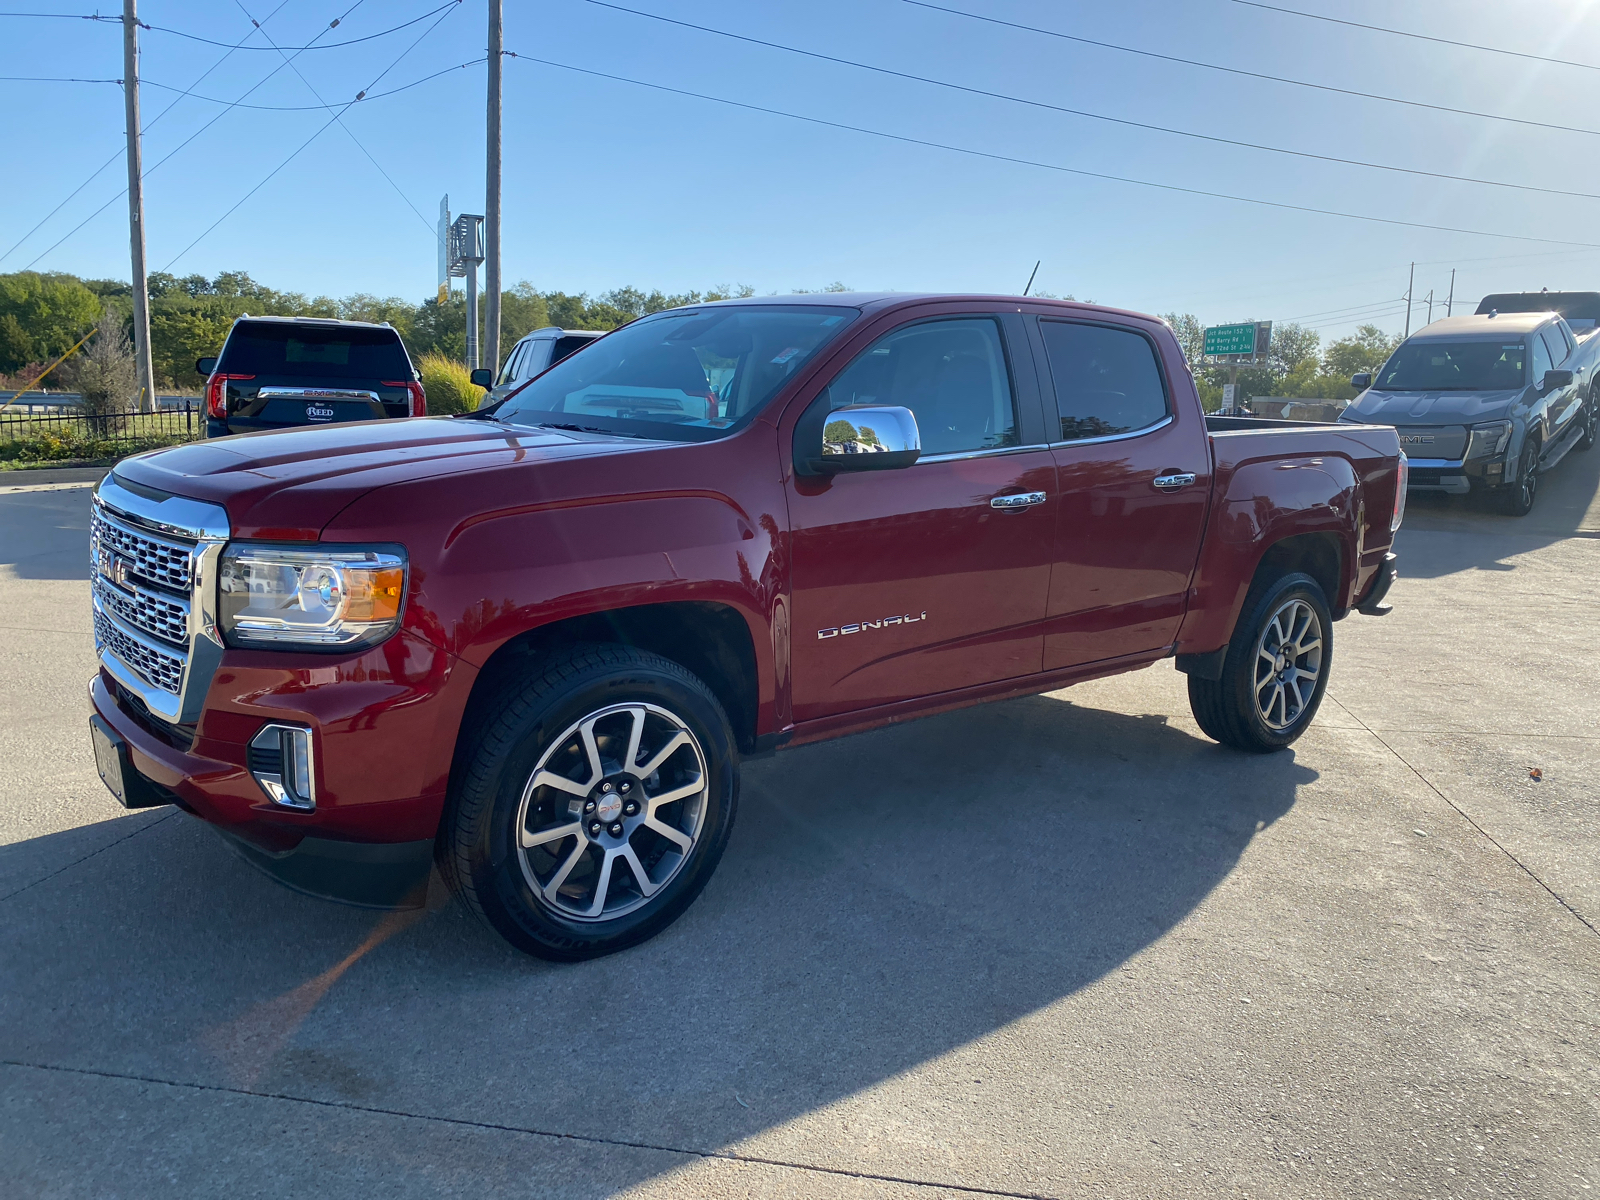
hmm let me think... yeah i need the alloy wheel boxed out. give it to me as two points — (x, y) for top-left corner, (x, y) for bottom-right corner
(1252, 598), (1324, 731)
(515, 702), (708, 922)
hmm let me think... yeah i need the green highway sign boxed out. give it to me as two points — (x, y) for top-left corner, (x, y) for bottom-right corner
(1203, 323), (1258, 356)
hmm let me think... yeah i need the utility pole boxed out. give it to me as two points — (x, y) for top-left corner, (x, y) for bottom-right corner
(1404, 262), (1415, 339)
(484, 0), (503, 375)
(123, 0), (156, 413)
(1426, 289), (1434, 325)
(1446, 268), (1456, 316)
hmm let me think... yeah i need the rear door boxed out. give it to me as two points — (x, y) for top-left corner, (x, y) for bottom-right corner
(785, 311), (1055, 723)
(215, 322), (415, 434)
(1029, 314), (1212, 670)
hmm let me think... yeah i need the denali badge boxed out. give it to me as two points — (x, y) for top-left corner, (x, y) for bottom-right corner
(818, 612), (926, 639)
(1398, 434), (1434, 445)
(306, 403), (337, 421)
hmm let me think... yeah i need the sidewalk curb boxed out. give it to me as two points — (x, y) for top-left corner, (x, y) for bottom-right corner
(0, 466), (111, 487)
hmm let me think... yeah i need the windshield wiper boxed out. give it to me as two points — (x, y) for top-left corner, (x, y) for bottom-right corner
(534, 421), (649, 438)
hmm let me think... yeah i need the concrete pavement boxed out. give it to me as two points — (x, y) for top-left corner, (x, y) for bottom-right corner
(1, 454), (1596, 1198)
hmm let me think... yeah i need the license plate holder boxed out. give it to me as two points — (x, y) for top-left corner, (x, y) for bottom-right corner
(89, 714), (171, 809)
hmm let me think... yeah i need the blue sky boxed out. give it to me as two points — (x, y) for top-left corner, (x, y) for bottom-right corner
(6, 0), (1600, 343)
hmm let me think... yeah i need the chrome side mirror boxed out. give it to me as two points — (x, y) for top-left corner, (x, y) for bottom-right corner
(802, 405), (921, 474)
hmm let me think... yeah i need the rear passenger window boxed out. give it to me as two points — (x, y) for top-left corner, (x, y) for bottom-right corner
(819, 317), (1018, 456)
(1039, 320), (1169, 441)
(1539, 326), (1568, 367)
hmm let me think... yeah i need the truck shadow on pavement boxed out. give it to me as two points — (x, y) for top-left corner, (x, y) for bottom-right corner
(0, 687), (1314, 1187)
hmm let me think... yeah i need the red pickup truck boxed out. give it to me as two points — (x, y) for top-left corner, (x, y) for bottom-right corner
(87, 294), (1404, 959)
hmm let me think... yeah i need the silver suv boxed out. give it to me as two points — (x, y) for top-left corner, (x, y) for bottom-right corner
(471, 326), (604, 407)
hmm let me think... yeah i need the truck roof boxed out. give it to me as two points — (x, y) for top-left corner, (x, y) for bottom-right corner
(233, 314), (394, 331)
(1408, 313), (1553, 340)
(1476, 290), (1600, 320)
(699, 290), (1163, 325)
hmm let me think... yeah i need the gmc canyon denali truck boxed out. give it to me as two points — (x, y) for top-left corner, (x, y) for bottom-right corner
(87, 294), (1405, 960)
(1341, 312), (1598, 515)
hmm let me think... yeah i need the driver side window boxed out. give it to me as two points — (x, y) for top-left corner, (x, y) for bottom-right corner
(817, 318), (1018, 457)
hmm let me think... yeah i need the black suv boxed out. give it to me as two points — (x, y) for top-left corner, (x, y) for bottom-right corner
(198, 316), (424, 438)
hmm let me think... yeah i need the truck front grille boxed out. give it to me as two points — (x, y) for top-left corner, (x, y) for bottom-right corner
(91, 509), (194, 591)
(1395, 426), (1468, 461)
(94, 608), (186, 695)
(93, 575), (189, 647)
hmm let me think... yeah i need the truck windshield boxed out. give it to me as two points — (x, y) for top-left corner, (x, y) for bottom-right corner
(491, 306), (856, 441)
(1376, 340), (1527, 391)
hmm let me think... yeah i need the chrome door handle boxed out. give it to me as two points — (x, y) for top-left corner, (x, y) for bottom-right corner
(990, 491), (1047, 510)
(1153, 473), (1196, 491)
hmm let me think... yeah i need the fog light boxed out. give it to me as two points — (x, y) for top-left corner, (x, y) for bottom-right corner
(248, 724), (315, 810)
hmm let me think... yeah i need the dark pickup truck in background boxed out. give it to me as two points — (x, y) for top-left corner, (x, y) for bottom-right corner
(198, 315), (425, 438)
(88, 293), (1404, 960)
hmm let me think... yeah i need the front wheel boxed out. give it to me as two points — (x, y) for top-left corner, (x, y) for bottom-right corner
(439, 644), (738, 960)
(1499, 442), (1539, 516)
(1188, 572), (1332, 753)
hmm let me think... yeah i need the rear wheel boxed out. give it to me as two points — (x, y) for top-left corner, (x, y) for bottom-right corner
(1500, 441), (1539, 516)
(439, 644), (738, 960)
(1578, 390), (1598, 451)
(1188, 572), (1332, 753)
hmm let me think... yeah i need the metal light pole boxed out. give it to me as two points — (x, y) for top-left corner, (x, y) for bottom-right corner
(1446, 268), (1456, 317)
(123, 0), (156, 412)
(1404, 262), (1414, 339)
(484, 0), (503, 375)
(449, 214), (485, 369)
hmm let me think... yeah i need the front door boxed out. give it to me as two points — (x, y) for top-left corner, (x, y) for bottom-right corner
(1030, 315), (1212, 670)
(787, 315), (1055, 723)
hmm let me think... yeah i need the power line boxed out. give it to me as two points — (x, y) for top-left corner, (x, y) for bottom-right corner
(139, 1), (460, 52)
(584, 0), (1600, 205)
(0, 75), (118, 83)
(140, 57), (478, 110)
(1, 0), (298, 267)
(19, 2), (365, 272)
(231, 0), (452, 246)
(505, 52), (1600, 252)
(161, 1), (460, 271)
(901, 1), (1600, 143)
(1230, 0), (1600, 72)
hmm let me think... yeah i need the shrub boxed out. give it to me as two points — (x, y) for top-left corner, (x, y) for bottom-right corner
(417, 353), (485, 415)
(62, 312), (138, 433)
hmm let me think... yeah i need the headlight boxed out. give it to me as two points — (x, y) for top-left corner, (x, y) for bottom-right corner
(219, 544), (406, 650)
(1466, 420), (1512, 459)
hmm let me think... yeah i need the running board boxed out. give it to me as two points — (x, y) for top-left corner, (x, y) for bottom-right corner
(1539, 421), (1583, 473)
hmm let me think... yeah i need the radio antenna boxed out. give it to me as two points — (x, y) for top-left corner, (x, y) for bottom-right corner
(1022, 260), (1040, 297)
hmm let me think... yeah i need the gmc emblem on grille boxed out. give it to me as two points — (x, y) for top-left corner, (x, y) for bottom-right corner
(1398, 434), (1434, 445)
(96, 545), (131, 589)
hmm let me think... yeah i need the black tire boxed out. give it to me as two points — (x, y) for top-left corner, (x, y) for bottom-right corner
(1578, 392), (1598, 451)
(1499, 441), (1539, 516)
(1188, 571), (1333, 753)
(438, 643), (738, 960)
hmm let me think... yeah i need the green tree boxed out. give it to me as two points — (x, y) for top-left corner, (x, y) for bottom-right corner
(1323, 324), (1401, 380)
(0, 271), (103, 374)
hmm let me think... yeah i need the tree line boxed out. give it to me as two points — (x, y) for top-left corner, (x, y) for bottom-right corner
(1161, 313), (1401, 409)
(0, 269), (760, 392)
(0, 268), (1402, 406)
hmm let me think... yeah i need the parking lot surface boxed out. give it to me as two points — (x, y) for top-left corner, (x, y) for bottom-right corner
(2, 456), (1597, 1198)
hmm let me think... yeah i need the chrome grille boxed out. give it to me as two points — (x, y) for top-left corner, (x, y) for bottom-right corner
(93, 576), (188, 647)
(91, 509), (193, 591)
(95, 608), (185, 695)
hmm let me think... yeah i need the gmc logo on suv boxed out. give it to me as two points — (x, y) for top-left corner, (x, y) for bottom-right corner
(1398, 434), (1434, 445)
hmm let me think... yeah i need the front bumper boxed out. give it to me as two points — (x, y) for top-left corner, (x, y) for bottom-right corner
(88, 628), (473, 907)
(1405, 452), (1512, 494)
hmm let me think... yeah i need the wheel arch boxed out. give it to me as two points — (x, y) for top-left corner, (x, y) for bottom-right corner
(454, 601), (762, 762)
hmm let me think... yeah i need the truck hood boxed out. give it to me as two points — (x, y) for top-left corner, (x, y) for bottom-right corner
(1340, 387), (1525, 426)
(113, 416), (669, 539)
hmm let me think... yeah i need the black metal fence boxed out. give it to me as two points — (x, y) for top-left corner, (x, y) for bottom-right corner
(0, 401), (203, 460)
